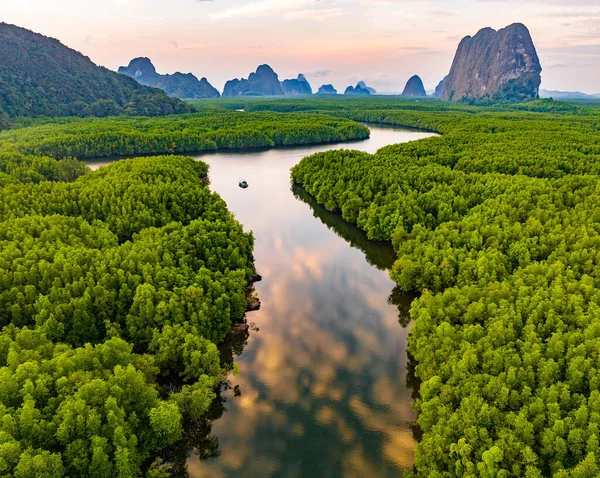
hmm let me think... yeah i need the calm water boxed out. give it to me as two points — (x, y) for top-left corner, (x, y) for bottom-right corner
(88, 126), (437, 477)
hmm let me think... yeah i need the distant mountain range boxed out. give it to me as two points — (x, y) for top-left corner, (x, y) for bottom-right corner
(119, 23), (547, 103)
(118, 58), (220, 99)
(539, 89), (600, 100)
(116, 55), (599, 102)
(117, 60), (382, 99)
(0, 23), (192, 119)
(3, 19), (597, 123)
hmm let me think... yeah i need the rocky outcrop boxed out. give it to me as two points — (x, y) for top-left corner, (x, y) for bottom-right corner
(401, 75), (427, 97)
(222, 64), (284, 97)
(316, 84), (337, 95)
(443, 23), (542, 102)
(281, 74), (312, 95)
(344, 83), (371, 95)
(118, 57), (220, 99)
(434, 76), (447, 97)
(357, 81), (376, 94)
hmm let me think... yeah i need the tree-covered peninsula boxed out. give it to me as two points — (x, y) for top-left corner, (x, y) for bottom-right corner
(288, 97), (600, 477)
(0, 111), (369, 159)
(0, 151), (258, 476)
(0, 150), (259, 476)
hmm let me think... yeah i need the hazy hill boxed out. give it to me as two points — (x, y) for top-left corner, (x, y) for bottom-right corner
(0, 23), (193, 119)
(357, 81), (376, 94)
(118, 57), (220, 99)
(223, 65), (284, 97)
(401, 75), (427, 97)
(344, 82), (373, 95)
(539, 89), (596, 100)
(317, 84), (337, 95)
(281, 74), (313, 95)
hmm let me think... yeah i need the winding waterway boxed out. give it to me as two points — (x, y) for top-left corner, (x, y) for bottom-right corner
(88, 125), (437, 477)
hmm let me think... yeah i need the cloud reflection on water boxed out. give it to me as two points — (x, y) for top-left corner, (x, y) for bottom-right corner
(186, 127), (435, 477)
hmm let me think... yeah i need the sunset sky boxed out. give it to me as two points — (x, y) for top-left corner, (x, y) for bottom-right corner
(1, 0), (599, 94)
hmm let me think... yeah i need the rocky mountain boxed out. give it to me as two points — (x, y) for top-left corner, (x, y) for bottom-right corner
(316, 84), (337, 95)
(434, 76), (447, 97)
(344, 83), (372, 95)
(443, 23), (542, 102)
(118, 58), (220, 99)
(357, 81), (376, 94)
(223, 65), (283, 97)
(281, 74), (313, 95)
(0, 23), (192, 118)
(401, 75), (427, 97)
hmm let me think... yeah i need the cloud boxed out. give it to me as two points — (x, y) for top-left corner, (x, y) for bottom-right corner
(544, 60), (571, 69)
(307, 69), (333, 77)
(429, 10), (456, 17)
(209, 0), (317, 21)
(284, 8), (345, 21)
(540, 10), (600, 18)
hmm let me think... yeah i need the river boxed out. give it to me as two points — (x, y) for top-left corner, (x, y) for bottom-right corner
(88, 125), (437, 477)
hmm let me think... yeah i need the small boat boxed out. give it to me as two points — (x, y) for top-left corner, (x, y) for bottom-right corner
(239, 178), (248, 189)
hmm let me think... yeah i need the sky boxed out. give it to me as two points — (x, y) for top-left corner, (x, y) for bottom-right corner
(1, 0), (599, 94)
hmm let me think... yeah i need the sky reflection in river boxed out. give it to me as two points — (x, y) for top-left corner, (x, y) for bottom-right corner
(88, 126), (437, 476)
(185, 126), (436, 477)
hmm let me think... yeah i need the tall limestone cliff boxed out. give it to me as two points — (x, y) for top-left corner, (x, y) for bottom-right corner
(401, 75), (427, 97)
(118, 58), (220, 99)
(281, 74), (313, 95)
(443, 23), (542, 102)
(223, 65), (284, 97)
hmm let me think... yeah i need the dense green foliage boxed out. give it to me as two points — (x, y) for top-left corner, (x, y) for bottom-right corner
(0, 153), (86, 186)
(0, 23), (192, 120)
(0, 112), (369, 159)
(7, 91), (600, 475)
(0, 153), (254, 476)
(289, 97), (600, 476)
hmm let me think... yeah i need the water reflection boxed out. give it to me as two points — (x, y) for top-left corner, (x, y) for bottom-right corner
(87, 126), (438, 477)
(188, 127), (436, 477)
(291, 184), (396, 271)
(292, 184), (415, 329)
(156, 331), (251, 476)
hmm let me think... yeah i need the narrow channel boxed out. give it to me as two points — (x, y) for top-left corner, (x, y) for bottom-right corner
(89, 125), (437, 477)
